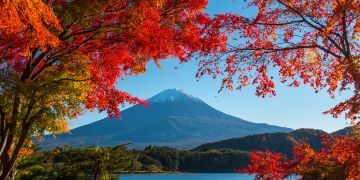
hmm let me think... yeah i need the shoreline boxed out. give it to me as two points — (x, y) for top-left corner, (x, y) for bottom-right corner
(118, 171), (189, 175)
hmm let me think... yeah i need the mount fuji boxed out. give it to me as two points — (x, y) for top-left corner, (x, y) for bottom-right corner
(39, 89), (292, 149)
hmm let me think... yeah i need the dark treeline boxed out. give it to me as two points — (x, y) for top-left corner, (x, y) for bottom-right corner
(16, 145), (134, 180)
(130, 146), (250, 173)
(15, 145), (250, 180)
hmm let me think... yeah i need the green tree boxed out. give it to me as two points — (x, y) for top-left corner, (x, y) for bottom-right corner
(143, 146), (180, 172)
(16, 145), (135, 180)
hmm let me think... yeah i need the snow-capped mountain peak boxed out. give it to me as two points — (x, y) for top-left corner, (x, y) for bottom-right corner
(148, 89), (202, 103)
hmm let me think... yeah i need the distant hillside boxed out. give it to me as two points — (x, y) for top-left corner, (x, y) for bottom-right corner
(332, 126), (357, 136)
(135, 127), (355, 173)
(194, 128), (329, 157)
(39, 89), (292, 150)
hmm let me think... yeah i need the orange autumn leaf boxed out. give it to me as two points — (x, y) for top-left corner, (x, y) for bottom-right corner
(0, 0), (61, 49)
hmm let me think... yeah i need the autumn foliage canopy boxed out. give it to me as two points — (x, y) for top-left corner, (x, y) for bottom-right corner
(242, 134), (360, 179)
(199, 0), (360, 179)
(198, 0), (360, 120)
(0, 0), (225, 118)
(0, 0), (226, 178)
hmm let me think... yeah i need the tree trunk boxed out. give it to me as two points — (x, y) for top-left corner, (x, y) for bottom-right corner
(0, 43), (39, 180)
(0, 117), (31, 180)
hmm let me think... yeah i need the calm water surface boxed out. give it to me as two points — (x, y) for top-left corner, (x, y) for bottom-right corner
(119, 173), (253, 180)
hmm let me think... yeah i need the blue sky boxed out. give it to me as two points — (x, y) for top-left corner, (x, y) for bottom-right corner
(70, 0), (353, 133)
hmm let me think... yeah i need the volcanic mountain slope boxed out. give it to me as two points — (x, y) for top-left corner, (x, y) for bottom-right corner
(40, 89), (292, 149)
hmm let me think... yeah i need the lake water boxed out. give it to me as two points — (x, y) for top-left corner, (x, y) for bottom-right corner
(119, 173), (253, 180)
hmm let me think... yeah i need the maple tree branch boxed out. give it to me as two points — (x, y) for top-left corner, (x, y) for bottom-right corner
(21, 52), (36, 82)
(0, 106), (7, 155)
(24, 48), (55, 82)
(307, 16), (344, 41)
(251, 20), (304, 26)
(28, 63), (53, 82)
(57, 1), (130, 40)
(0, 94), (21, 170)
(71, 32), (100, 49)
(58, 3), (130, 41)
(22, 98), (36, 125)
(58, 22), (77, 40)
(315, 45), (342, 58)
(0, 107), (5, 133)
(60, 22), (129, 41)
(342, 11), (351, 57)
(61, 26), (102, 40)
(43, 0), (57, 7)
(22, 48), (51, 82)
(228, 41), (342, 59)
(160, 0), (204, 17)
(339, 11), (359, 92)
(0, 46), (11, 62)
(276, 0), (346, 56)
(161, 3), (190, 16)
(29, 31), (98, 81)
(230, 45), (313, 52)
(51, 78), (92, 83)
(85, 4), (130, 17)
